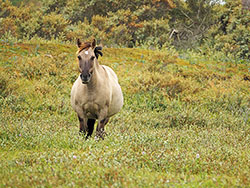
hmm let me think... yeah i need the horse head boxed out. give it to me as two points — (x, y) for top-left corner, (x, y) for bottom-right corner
(76, 38), (103, 84)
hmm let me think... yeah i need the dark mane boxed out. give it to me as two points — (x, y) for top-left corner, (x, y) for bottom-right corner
(78, 41), (92, 53)
(94, 46), (103, 59)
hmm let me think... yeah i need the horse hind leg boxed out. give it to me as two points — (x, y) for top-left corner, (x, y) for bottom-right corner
(96, 118), (109, 139)
(103, 118), (109, 126)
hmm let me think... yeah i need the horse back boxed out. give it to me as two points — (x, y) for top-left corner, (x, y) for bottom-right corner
(101, 65), (118, 82)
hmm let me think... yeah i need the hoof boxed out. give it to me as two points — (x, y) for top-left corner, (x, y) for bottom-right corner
(95, 131), (107, 140)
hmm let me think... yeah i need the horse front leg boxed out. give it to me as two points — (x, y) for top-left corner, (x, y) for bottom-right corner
(86, 119), (96, 138)
(78, 115), (88, 135)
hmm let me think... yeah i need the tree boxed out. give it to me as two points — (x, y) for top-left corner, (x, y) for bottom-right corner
(206, 0), (250, 59)
(169, 0), (219, 48)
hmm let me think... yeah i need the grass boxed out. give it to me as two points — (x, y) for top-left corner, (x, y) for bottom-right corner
(0, 41), (250, 187)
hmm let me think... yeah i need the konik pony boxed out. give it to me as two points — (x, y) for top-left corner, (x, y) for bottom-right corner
(71, 39), (123, 139)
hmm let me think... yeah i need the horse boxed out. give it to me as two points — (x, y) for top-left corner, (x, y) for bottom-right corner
(71, 38), (123, 139)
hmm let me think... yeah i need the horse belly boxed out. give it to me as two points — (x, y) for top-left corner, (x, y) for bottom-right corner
(108, 85), (123, 117)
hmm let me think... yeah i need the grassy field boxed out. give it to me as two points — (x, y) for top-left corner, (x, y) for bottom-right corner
(0, 40), (250, 187)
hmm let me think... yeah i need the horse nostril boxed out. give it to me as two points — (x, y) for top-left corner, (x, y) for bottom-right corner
(80, 74), (88, 81)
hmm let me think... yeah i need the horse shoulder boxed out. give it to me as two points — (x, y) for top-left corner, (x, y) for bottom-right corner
(71, 76), (88, 107)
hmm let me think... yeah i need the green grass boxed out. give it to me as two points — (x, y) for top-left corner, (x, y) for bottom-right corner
(0, 41), (250, 187)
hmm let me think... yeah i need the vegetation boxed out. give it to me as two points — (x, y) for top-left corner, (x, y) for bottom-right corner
(0, 0), (249, 59)
(0, 0), (250, 187)
(0, 38), (250, 187)
(205, 0), (250, 60)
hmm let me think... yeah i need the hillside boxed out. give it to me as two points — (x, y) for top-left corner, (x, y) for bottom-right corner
(0, 41), (250, 187)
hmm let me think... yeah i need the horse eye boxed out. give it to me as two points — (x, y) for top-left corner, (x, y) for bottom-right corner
(91, 56), (95, 61)
(78, 55), (81, 60)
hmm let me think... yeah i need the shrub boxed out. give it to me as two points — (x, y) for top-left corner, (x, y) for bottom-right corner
(0, 17), (17, 37)
(65, 18), (103, 43)
(104, 9), (171, 47)
(15, 7), (42, 39)
(0, 0), (41, 39)
(205, 0), (250, 60)
(62, 0), (111, 23)
(135, 18), (171, 48)
(0, 0), (17, 37)
(38, 12), (70, 40)
(0, 0), (16, 18)
(41, 0), (67, 14)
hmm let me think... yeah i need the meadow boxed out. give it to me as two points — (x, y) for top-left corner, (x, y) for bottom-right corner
(0, 39), (250, 187)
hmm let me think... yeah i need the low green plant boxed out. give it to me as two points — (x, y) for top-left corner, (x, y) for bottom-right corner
(0, 41), (249, 187)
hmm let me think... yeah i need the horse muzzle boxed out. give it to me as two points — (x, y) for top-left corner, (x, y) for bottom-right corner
(80, 73), (91, 84)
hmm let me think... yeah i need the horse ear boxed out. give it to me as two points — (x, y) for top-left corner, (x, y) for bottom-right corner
(91, 38), (96, 48)
(77, 38), (81, 48)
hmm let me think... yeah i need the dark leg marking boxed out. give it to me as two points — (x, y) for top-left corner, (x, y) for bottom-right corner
(87, 119), (96, 138)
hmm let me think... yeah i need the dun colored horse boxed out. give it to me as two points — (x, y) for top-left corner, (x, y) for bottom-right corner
(71, 39), (123, 139)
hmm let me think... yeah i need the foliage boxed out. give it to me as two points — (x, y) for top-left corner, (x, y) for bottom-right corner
(1, 0), (250, 60)
(0, 0), (174, 48)
(205, 0), (250, 60)
(51, 0), (174, 23)
(0, 17), (17, 37)
(135, 18), (171, 47)
(38, 12), (70, 40)
(169, 0), (218, 48)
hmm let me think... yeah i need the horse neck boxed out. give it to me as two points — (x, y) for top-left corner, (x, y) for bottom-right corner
(86, 60), (102, 89)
